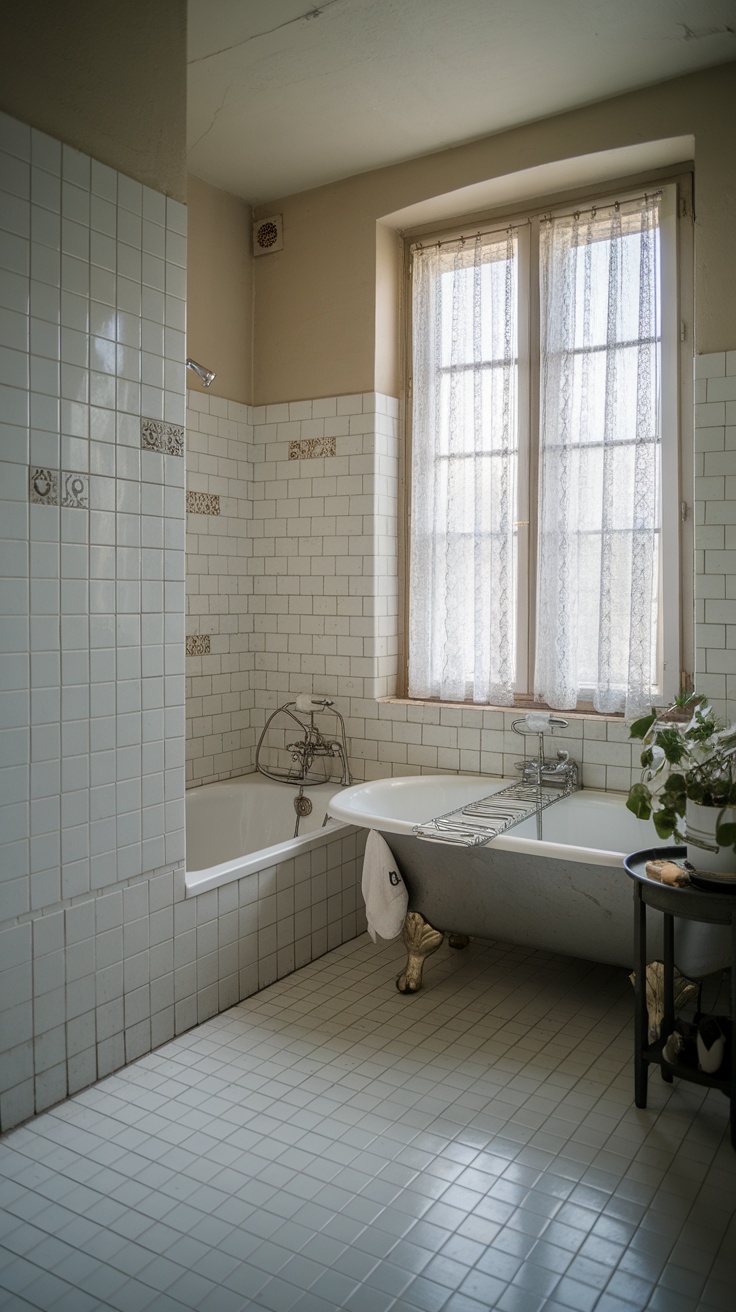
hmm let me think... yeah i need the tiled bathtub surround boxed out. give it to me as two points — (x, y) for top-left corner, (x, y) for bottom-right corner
(0, 111), (188, 1131)
(694, 349), (736, 722)
(0, 824), (364, 1136)
(185, 392), (255, 787)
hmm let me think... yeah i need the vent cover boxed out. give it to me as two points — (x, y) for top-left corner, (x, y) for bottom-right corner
(253, 214), (283, 256)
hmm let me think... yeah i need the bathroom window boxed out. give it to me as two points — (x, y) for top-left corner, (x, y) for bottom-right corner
(405, 178), (692, 718)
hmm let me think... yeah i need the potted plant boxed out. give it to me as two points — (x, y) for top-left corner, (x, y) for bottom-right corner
(626, 695), (736, 869)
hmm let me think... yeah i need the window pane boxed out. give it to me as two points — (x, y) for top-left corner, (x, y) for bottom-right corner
(535, 197), (662, 716)
(409, 231), (519, 704)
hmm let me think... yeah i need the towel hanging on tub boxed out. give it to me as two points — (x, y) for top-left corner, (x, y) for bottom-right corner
(361, 830), (408, 942)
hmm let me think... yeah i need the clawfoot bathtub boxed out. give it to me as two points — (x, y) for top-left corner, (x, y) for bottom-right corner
(328, 775), (689, 990)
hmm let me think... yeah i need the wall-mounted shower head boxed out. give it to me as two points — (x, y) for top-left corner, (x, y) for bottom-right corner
(186, 357), (216, 388)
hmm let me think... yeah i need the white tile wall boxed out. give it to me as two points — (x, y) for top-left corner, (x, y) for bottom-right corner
(0, 111), (189, 1131)
(185, 392), (254, 786)
(249, 391), (399, 709)
(694, 349), (736, 722)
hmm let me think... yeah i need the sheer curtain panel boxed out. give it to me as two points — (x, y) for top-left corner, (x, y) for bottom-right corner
(408, 231), (518, 705)
(534, 196), (662, 718)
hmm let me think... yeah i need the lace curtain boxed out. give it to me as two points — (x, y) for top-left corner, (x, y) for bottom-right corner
(408, 230), (518, 704)
(534, 196), (661, 718)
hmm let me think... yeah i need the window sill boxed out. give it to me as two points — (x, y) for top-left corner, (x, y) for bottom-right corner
(379, 695), (625, 723)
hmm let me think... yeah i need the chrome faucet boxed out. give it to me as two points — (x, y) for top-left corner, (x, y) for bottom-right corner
(515, 749), (579, 792)
(256, 699), (352, 787)
(511, 714), (580, 794)
(286, 728), (352, 787)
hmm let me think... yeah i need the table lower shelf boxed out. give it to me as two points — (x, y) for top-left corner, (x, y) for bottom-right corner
(642, 1038), (731, 1096)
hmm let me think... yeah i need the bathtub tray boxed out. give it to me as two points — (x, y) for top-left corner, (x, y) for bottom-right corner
(413, 781), (564, 846)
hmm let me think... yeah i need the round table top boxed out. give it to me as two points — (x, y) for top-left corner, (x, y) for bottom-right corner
(624, 846), (736, 925)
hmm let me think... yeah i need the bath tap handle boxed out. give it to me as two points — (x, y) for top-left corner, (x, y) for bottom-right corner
(511, 715), (569, 736)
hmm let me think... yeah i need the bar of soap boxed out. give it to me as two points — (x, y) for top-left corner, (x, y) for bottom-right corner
(645, 860), (665, 881)
(645, 859), (689, 886)
(660, 862), (690, 886)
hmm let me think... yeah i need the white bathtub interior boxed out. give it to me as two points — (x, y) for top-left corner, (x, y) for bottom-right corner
(185, 775), (348, 895)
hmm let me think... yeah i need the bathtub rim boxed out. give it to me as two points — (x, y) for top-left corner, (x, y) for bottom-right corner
(326, 774), (641, 869)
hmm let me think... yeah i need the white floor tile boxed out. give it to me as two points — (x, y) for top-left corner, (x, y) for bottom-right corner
(0, 934), (735, 1311)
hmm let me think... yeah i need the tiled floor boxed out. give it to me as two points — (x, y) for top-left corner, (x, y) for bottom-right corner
(1, 934), (735, 1312)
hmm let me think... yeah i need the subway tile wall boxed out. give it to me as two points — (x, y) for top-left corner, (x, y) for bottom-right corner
(185, 392), (254, 786)
(0, 112), (189, 1131)
(249, 391), (400, 709)
(241, 392), (642, 793)
(694, 349), (736, 722)
(184, 390), (652, 793)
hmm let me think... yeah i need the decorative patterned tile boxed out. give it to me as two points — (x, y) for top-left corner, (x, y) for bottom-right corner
(186, 492), (220, 516)
(186, 634), (211, 656)
(288, 437), (337, 460)
(141, 417), (185, 457)
(29, 468), (58, 505)
(61, 471), (89, 509)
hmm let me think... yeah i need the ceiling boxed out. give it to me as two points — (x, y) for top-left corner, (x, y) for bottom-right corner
(187, 0), (736, 205)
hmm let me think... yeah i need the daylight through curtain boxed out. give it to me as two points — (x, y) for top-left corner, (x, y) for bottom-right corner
(534, 196), (661, 718)
(408, 230), (518, 704)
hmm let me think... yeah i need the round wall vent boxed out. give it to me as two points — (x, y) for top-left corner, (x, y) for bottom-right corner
(253, 214), (283, 256)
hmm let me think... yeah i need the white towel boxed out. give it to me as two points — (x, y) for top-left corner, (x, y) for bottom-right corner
(361, 830), (408, 943)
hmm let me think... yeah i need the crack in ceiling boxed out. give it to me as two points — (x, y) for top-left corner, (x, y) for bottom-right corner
(680, 22), (735, 39)
(188, 82), (232, 157)
(186, 0), (736, 205)
(188, 0), (345, 66)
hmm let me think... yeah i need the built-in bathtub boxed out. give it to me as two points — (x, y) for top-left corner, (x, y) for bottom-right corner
(185, 774), (348, 895)
(327, 775), (728, 977)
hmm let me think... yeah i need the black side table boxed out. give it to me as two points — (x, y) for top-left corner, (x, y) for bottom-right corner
(624, 847), (736, 1150)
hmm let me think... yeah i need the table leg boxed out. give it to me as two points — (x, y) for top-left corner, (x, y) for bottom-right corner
(661, 912), (675, 1083)
(731, 913), (736, 1151)
(634, 884), (648, 1108)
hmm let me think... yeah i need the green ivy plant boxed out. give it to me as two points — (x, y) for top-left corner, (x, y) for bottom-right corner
(626, 694), (736, 850)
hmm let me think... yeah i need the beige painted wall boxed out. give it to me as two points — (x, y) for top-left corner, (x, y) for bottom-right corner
(186, 175), (253, 406)
(375, 222), (403, 403)
(254, 62), (736, 404)
(0, 0), (187, 200)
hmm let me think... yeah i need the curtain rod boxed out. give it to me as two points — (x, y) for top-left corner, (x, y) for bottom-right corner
(410, 189), (663, 253)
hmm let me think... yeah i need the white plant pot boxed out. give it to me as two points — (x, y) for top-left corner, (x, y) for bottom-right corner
(685, 800), (736, 872)
(674, 800), (735, 976)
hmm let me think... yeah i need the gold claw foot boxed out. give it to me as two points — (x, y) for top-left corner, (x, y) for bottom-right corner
(447, 934), (470, 950)
(396, 912), (444, 993)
